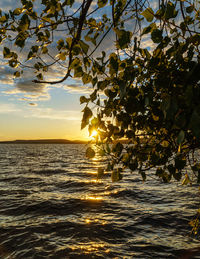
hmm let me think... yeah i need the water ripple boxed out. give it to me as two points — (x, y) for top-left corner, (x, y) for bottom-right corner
(0, 144), (200, 258)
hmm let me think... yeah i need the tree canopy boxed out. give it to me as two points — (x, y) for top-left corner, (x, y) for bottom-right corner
(1, 0), (200, 185)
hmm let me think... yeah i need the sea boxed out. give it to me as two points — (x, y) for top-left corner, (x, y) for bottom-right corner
(0, 143), (200, 259)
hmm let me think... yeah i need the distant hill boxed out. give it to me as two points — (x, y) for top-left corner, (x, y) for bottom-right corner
(0, 139), (87, 144)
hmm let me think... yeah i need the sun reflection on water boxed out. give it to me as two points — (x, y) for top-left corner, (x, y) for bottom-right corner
(71, 242), (109, 254)
(84, 195), (103, 201)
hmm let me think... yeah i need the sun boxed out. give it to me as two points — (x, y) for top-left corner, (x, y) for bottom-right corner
(90, 130), (98, 138)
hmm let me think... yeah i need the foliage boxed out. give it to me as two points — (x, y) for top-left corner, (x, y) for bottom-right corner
(1, 0), (200, 186)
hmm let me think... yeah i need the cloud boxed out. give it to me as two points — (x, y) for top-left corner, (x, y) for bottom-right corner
(0, 102), (81, 122)
(27, 107), (82, 121)
(0, 65), (15, 85)
(140, 34), (156, 51)
(0, 103), (21, 113)
(1, 0), (21, 11)
(15, 79), (47, 93)
(63, 83), (93, 94)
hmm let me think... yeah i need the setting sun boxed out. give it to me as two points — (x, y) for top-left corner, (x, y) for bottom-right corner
(90, 130), (98, 138)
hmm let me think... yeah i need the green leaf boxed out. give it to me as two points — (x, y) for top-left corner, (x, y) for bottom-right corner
(14, 71), (20, 77)
(177, 130), (185, 145)
(80, 96), (89, 104)
(72, 45), (81, 55)
(74, 67), (83, 77)
(141, 8), (154, 22)
(58, 52), (66, 61)
(115, 29), (132, 49)
(111, 170), (123, 182)
(165, 1), (178, 19)
(9, 59), (18, 68)
(142, 23), (157, 36)
(182, 174), (190, 185)
(82, 73), (92, 84)
(13, 8), (23, 15)
(81, 106), (93, 129)
(151, 29), (163, 43)
(63, 0), (74, 7)
(0, 15), (7, 23)
(175, 156), (186, 170)
(3, 47), (11, 58)
(18, 14), (30, 32)
(86, 147), (95, 159)
(189, 110), (200, 139)
(129, 159), (138, 171)
(186, 5), (194, 14)
(79, 40), (89, 54)
(70, 58), (81, 69)
(97, 0), (108, 8)
(42, 46), (48, 54)
(112, 142), (123, 155)
(97, 167), (104, 178)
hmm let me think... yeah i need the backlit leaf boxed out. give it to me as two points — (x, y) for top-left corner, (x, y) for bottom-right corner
(141, 8), (154, 22)
(86, 147), (95, 159)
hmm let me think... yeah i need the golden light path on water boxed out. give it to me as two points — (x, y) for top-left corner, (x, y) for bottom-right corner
(0, 143), (199, 258)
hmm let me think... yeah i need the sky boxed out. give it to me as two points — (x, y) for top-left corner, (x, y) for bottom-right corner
(0, 0), (106, 141)
(0, 0), (153, 141)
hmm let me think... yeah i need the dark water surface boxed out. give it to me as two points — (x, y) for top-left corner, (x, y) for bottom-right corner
(0, 144), (200, 258)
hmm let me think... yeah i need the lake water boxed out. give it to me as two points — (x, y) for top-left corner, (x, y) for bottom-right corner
(0, 144), (200, 258)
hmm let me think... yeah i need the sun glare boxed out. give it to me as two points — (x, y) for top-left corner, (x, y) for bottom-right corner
(90, 130), (98, 138)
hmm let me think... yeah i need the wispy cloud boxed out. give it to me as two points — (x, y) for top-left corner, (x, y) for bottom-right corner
(0, 103), (21, 113)
(0, 102), (81, 121)
(63, 83), (93, 94)
(27, 107), (81, 121)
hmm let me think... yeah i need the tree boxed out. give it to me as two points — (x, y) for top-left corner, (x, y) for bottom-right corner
(1, 0), (200, 186)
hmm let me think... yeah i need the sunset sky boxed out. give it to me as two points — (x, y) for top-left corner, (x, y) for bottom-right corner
(0, 0), (100, 141)
(0, 0), (153, 141)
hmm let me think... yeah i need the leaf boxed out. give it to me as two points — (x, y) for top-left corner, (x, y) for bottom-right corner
(58, 52), (66, 61)
(97, 167), (104, 178)
(14, 71), (20, 77)
(129, 159), (138, 171)
(142, 26), (152, 35)
(165, 1), (178, 19)
(86, 147), (95, 159)
(152, 114), (159, 121)
(161, 140), (169, 147)
(82, 73), (92, 84)
(72, 45), (81, 55)
(182, 173), (190, 185)
(63, 0), (74, 7)
(97, 0), (108, 8)
(13, 8), (23, 15)
(112, 142), (123, 155)
(151, 29), (163, 43)
(3, 47), (11, 58)
(70, 58), (81, 69)
(141, 8), (154, 22)
(175, 155), (186, 170)
(0, 16), (7, 23)
(115, 29), (132, 49)
(80, 96), (89, 104)
(81, 106), (93, 129)
(177, 130), (185, 145)
(74, 66), (83, 77)
(79, 40), (89, 54)
(111, 170), (123, 182)
(42, 46), (48, 54)
(186, 5), (194, 14)
(189, 110), (200, 139)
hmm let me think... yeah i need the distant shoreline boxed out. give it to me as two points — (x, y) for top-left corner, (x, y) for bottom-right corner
(0, 139), (88, 144)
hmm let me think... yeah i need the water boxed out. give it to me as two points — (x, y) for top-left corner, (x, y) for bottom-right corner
(0, 144), (200, 258)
